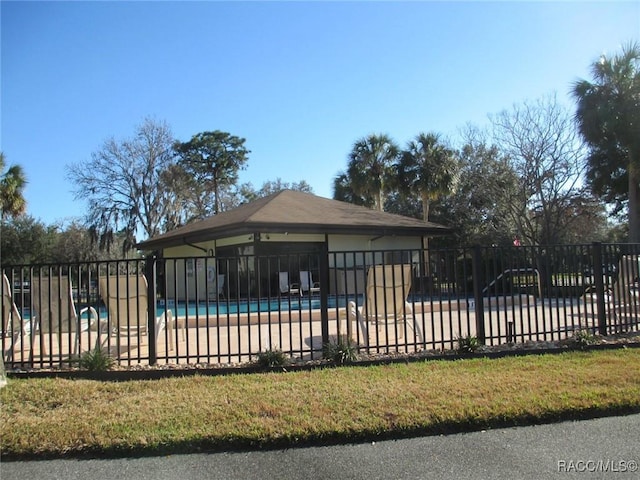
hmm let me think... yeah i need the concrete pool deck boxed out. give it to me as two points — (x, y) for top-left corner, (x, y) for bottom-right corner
(6, 296), (620, 369)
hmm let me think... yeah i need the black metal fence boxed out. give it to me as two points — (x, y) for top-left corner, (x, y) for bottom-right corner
(2, 243), (639, 370)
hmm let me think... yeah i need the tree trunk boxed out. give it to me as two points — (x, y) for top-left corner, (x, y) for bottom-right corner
(421, 193), (432, 275)
(421, 192), (430, 222)
(629, 165), (640, 242)
(213, 178), (220, 215)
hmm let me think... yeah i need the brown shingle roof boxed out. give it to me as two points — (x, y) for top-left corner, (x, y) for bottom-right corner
(137, 190), (450, 250)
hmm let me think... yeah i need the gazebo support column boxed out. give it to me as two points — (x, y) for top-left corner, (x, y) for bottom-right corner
(319, 235), (330, 348)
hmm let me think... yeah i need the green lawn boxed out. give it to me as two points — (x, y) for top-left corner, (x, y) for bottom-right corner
(2, 349), (640, 458)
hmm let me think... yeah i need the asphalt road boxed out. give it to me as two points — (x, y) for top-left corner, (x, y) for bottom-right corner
(2, 414), (639, 480)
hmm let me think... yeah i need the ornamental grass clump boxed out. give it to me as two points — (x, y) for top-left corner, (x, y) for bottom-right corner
(78, 346), (115, 372)
(456, 335), (481, 354)
(256, 348), (289, 368)
(571, 329), (599, 350)
(323, 335), (359, 364)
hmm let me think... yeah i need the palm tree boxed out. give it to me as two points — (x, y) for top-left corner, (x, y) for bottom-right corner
(397, 133), (459, 222)
(572, 42), (640, 241)
(0, 152), (27, 219)
(346, 134), (399, 211)
(333, 171), (375, 208)
(0, 152), (26, 383)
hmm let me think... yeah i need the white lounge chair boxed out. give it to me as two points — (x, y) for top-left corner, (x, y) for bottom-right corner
(299, 271), (320, 295)
(611, 255), (640, 327)
(2, 274), (31, 362)
(99, 275), (174, 352)
(31, 276), (100, 356)
(279, 272), (300, 296)
(348, 264), (423, 346)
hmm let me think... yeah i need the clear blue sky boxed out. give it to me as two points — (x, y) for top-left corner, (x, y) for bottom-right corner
(1, 1), (639, 228)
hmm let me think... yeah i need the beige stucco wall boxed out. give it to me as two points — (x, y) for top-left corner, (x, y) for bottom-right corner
(161, 256), (223, 301)
(327, 235), (420, 253)
(260, 233), (325, 243)
(327, 235), (421, 266)
(327, 235), (422, 295)
(162, 242), (215, 258)
(162, 235), (262, 259)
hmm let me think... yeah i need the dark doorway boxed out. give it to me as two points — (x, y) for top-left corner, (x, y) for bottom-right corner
(256, 242), (324, 297)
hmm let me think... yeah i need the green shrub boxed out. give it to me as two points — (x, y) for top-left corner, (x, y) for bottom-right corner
(79, 347), (115, 372)
(256, 348), (289, 368)
(323, 336), (358, 365)
(571, 329), (598, 350)
(457, 335), (481, 354)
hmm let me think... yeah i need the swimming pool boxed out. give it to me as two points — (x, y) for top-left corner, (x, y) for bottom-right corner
(80, 293), (462, 319)
(158, 293), (465, 317)
(13, 295), (356, 322)
(22, 293), (459, 321)
(159, 295), (357, 317)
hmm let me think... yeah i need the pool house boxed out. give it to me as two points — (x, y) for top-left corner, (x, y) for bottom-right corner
(137, 190), (450, 302)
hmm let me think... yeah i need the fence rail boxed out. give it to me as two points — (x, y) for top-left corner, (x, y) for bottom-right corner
(2, 243), (639, 370)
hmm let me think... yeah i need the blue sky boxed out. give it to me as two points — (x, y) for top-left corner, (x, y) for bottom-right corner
(1, 1), (639, 228)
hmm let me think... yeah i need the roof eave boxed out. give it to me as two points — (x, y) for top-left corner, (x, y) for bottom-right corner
(137, 222), (451, 251)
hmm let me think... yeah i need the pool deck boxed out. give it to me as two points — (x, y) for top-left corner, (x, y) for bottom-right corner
(6, 295), (622, 369)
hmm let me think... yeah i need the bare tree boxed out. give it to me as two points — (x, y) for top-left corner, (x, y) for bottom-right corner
(490, 94), (588, 245)
(67, 118), (177, 251)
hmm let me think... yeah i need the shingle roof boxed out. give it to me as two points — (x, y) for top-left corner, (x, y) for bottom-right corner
(137, 190), (450, 250)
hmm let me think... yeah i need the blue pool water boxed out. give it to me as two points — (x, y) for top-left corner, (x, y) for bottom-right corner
(158, 293), (458, 317)
(16, 296), (355, 321)
(21, 294), (455, 321)
(158, 295), (355, 317)
(80, 293), (462, 319)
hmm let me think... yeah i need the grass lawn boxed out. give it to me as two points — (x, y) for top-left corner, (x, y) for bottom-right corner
(2, 349), (640, 458)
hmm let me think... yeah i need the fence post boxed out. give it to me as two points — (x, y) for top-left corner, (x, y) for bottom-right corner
(319, 238), (330, 348)
(472, 245), (486, 344)
(145, 256), (157, 365)
(591, 242), (608, 336)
